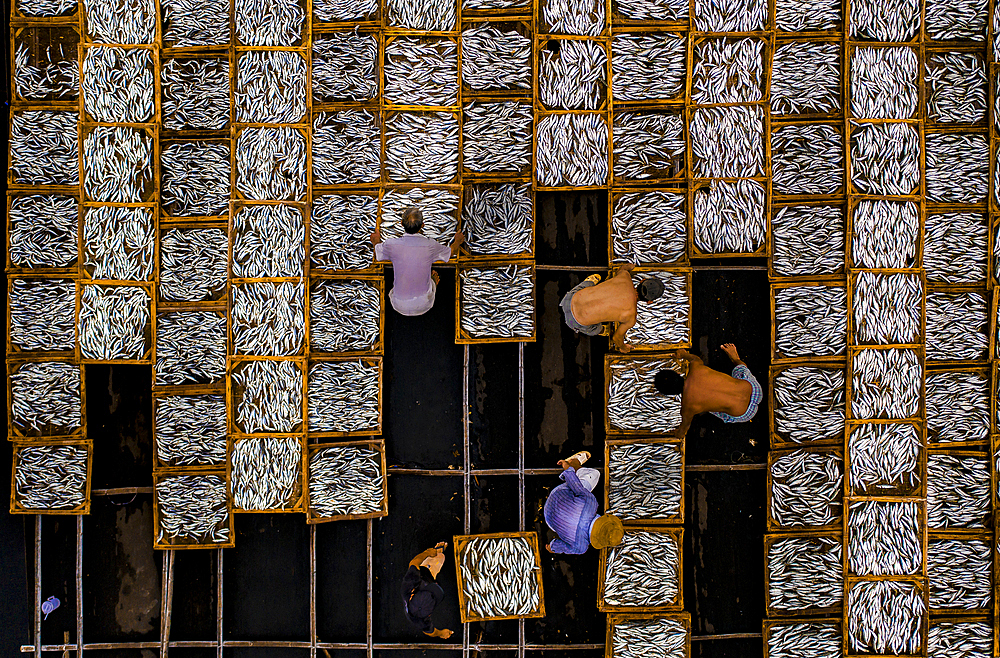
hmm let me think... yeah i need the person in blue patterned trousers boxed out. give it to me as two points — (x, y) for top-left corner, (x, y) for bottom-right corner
(655, 343), (762, 440)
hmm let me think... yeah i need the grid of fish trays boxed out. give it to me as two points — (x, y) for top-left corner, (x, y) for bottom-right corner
(604, 612), (691, 658)
(597, 525), (684, 613)
(453, 531), (545, 622)
(604, 353), (684, 436)
(604, 436), (685, 525)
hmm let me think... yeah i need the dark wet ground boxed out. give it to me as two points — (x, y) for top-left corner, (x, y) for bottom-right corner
(6, 191), (768, 657)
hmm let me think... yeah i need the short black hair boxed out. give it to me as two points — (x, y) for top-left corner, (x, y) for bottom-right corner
(654, 369), (684, 395)
(402, 207), (423, 234)
(637, 277), (665, 302)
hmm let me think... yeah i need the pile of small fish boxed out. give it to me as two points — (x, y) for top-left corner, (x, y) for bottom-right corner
(925, 53), (986, 123)
(607, 442), (682, 520)
(231, 437), (302, 510)
(386, 0), (456, 30)
(308, 445), (384, 517)
(154, 394), (227, 467)
(10, 110), (79, 185)
(613, 112), (684, 180)
(313, 32), (378, 102)
(925, 133), (989, 204)
(10, 362), (81, 434)
(78, 285), (151, 360)
(928, 621), (993, 658)
(766, 622), (841, 658)
(926, 290), (989, 361)
(235, 51), (307, 123)
(774, 285), (846, 358)
(541, 0), (604, 35)
(156, 474), (230, 544)
(308, 360), (380, 433)
(692, 38), (764, 105)
(460, 265), (535, 339)
(627, 271), (689, 346)
(235, 0), (304, 46)
(9, 279), (76, 352)
(83, 126), (153, 203)
(460, 536), (541, 617)
(927, 453), (990, 529)
(15, 445), (88, 510)
(926, 371), (990, 444)
(313, 0), (377, 21)
(850, 47), (917, 120)
(848, 500), (922, 575)
(690, 106), (764, 178)
(767, 537), (842, 612)
(9, 195), (78, 269)
(83, 0), (156, 44)
(851, 271), (923, 345)
(851, 200), (919, 268)
(849, 0), (920, 41)
(232, 360), (303, 434)
(310, 111), (381, 184)
(773, 366), (845, 444)
(380, 189), (459, 241)
(311, 194), (378, 270)
(16, 0), (76, 16)
(770, 42), (841, 115)
(994, 7), (1000, 81)
(927, 538), (992, 610)
(849, 423), (921, 494)
(232, 204), (306, 278)
(161, 58), (230, 130)
(463, 0), (528, 9)
(850, 121), (920, 196)
(159, 228), (229, 302)
(14, 42), (79, 101)
(613, 0), (686, 21)
(848, 580), (925, 655)
(536, 113), (609, 187)
(925, 0), (987, 41)
(771, 205), (844, 277)
(693, 180), (767, 254)
(310, 280), (382, 352)
(83, 206), (155, 281)
(82, 46), (153, 123)
(385, 112), (460, 183)
(611, 191), (686, 265)
(154, 312), (227, 386)
(604, 530), (679, 607)
(161, 0), (230, 47)
(611, 33), (685, 103)
(610, 616), (686, 658)
(463, 102), (533, 174)
(461, 25), (531, 92)
(771, 124), (844, 195)
(235, 127), (308, 201)
(231, 282), (306, 356)
(539, 39), (607, 110)
(462, 184), (534, 257)
(693, 0), (767, 31)
(923, 212), (988, 284)
(770, 449), (843, 528)
(384, 37), (458, 106)
(851, 348), (922, 420)
(607, 360), (682, 433)
(161, 142), (231, 217)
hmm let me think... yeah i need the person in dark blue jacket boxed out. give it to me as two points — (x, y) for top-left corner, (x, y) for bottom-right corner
(400, 542), (453, 639)
(543, 451), (623, 554)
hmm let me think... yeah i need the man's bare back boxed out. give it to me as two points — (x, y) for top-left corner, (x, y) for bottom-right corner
(673, 344), (753, 439)
(571, 266), (638, 351)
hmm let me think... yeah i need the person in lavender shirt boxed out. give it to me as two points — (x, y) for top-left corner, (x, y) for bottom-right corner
(542, 450), (624, 555)
(371, 207), (464, 316)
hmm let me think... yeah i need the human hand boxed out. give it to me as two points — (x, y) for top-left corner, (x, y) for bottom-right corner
(453, 230), (465, 246)
(370, 231), (380, 245)
(434, 541), (448, 552)
(615, 339), (632, 354)
(545, 543), (553, 553)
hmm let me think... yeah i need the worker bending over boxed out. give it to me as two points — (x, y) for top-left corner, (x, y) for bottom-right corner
(543, 451), (623, 554)
(560, 264), (664, 353)
(400, 542), (454, 639)
(656, 343), (762, 440)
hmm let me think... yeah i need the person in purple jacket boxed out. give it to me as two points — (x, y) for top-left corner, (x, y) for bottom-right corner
(542, 450), (624, 554)
(371, 206), (463, 316)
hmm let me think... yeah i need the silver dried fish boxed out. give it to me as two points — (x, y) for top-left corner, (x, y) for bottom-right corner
(231, 282), (306, 356)
(154, 312), (227, 386)
(78, 285), (151, 360)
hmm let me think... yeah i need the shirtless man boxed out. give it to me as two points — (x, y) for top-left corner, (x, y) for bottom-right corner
(655, 343), (762, 440)
(559, 264), (665, 352)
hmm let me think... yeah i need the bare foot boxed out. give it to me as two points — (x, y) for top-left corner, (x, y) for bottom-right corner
(431, 270), (440, 285)
(721, 343), (740, 363)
